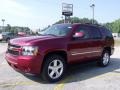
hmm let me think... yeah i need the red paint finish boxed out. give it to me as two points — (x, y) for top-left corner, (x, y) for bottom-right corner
(5, 52), (43, 74)
(5, 23), (114, 75)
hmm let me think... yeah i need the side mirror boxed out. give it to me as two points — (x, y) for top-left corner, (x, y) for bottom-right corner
(73, 32), (85, 38)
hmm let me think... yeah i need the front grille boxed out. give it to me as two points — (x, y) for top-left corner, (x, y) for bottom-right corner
(8, 44), (21, 48)
(7, 44), (21, 56)
(8, 49), (19, 55)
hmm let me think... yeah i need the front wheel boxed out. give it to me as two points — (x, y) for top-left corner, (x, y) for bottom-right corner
(98, 51), (110, 67)
(6, 38), (10, 42)
(41, 54), (66, 82)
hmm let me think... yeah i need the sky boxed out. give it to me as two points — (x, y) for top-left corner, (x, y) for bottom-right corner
(0, 0), (120, 30)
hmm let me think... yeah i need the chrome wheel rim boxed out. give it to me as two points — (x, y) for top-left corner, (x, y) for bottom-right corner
(48, 60), (63, 79)
(103, 53), (109, 65)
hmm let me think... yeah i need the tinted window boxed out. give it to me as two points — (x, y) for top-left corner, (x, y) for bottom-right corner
(100, 27), (113, 38)
(75, 26), (90, 39)
(2, 32), (10, 35)
(39, 24), (72, 36)
(90, 27), (102, 39)
(8, 33), (14, 36)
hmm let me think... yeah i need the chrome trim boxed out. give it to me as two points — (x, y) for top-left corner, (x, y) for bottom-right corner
(7, 59), (17, 65)
(7, 44), (21, 56)
(71, 51), (101, 56)
(8, 46), (15, 50)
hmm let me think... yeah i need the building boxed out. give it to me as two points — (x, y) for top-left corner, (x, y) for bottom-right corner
(112, 33), (120, 37)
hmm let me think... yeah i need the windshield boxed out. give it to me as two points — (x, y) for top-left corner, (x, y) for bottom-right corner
(38, 24), (72, 36)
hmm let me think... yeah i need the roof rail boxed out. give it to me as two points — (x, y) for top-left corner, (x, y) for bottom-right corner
(85, 23), (103, 27)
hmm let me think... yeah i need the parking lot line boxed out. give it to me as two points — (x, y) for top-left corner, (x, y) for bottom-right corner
(54, 71), (120, 90)
(1, 61), (7, 65)
(54, 76), (73, 90)
(0, 61), (7, 67)
(0, 80), (34, 89)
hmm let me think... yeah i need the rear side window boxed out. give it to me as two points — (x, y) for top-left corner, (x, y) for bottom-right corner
(89, 27), (102, 39)
(100, 27), (113, 38)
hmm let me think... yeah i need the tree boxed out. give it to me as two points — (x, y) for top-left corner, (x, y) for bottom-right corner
(54, 17), (98, 24)
(9, 26), (30, 35)
(71, 17), (80, 23)
(5, 24), (11, 32)
(104, 19), (120, 33)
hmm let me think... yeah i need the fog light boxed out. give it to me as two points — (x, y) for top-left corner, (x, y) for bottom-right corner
(24, 68), (31, 72)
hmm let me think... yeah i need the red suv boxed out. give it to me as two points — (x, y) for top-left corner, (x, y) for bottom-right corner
(5, 23), (114, 82)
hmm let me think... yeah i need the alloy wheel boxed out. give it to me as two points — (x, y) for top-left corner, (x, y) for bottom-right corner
(48, 59), (63, 79)
(103, 52), (110, 65)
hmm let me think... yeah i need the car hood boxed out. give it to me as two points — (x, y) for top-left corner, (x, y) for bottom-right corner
(10, 35), (60, 46)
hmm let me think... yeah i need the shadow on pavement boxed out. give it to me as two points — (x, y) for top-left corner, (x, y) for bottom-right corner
(65, 58), (120, 83)
(24, 58), (120, 84)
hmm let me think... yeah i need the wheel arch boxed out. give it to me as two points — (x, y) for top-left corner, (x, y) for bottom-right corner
(103, 47), (111, 55)
(40, 50), (68, 73)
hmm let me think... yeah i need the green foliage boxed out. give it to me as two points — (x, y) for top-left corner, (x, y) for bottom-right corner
(55, 17), (98, 24)
(1, 17), (120, 34)
(1, 25), (31, 35)
(55, 17), (120, 33)
(71, 17), (80, 23)
(5, 24), (11, 32)
(104, 19), (120, 33)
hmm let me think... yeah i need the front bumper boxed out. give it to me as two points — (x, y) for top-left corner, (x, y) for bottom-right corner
(5, 53), (43, 75)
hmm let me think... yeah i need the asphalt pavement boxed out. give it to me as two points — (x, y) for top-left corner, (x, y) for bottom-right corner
(0, 43), (120, 90)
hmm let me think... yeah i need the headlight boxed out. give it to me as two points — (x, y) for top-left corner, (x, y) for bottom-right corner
(22, 46), (38, 56)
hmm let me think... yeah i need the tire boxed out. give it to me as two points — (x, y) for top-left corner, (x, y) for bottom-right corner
(41, 54), (66, 82)
(6, 38), (10, 42)
(98, 50), (110, 67)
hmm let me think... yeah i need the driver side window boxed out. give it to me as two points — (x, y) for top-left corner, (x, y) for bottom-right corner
(75, 26), (90, 39)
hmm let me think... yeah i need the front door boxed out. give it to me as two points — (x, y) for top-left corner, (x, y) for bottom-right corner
(68, 25), (93, 63)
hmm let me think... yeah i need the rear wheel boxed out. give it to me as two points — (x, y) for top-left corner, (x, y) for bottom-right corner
(41, 54), (66, 82)
(98, 50), (110, 67)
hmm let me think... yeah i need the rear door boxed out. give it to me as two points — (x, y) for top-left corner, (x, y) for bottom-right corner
(89, 26), (103, 58)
